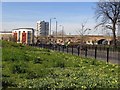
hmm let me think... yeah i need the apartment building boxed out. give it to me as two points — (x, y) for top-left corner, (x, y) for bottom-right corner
(12, 28), (34, 44)
(36, 21), (49, 36)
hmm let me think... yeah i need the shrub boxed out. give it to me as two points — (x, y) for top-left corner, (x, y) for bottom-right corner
(54, 60), (65, 68)
(26, 71), (39, 79)
(12, 62), (27, 74)
(34, 57), (43, 64)
(2, 77), (17, 88)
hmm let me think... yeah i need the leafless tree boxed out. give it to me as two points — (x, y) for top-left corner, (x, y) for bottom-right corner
(95, 0), (120, 46)
(77, 20), (91, 45)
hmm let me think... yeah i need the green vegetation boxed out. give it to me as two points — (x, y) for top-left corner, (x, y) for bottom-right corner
(1, 40), (120, 89)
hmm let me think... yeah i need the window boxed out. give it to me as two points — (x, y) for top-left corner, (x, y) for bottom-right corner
(27, 31), (31, 44)
(18, 31), (21, 42)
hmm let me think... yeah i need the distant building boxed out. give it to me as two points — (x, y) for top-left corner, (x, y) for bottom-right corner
(12, 28), (34, 44)
(0, 31), (12, 41)
(36, 21), (49, 36)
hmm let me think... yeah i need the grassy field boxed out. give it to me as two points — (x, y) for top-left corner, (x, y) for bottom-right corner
(1, 40), (120, 89)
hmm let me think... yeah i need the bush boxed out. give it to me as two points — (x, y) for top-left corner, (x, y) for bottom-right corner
(12, 62), (27, 74)
(54, 60), (65, 68)
(26, 71), (39, 79)
(34, 57), (43, 64)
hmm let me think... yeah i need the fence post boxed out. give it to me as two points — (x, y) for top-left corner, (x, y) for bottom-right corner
(53, 45), (55, 50)
(45, 44), (47, 49)
(55, 45), (57, 50)
(57, 45), (59, 51)
(42, 44), (43, 48)
(48, 44), (50, 49)
(85, 46), (87, 57)
(72, 45), (73, 55)
(43, 44), (44, 48)
(78, 46), (80, 56)
(45, 44), (46, 48)
(62, 46), (64, 52)
(38, 44), (40, 48)
(67, 46), (68, 53)
(41, 44), (42, 48)
(52, 44), (54, 50)
(48, 44), (49, 49)
(95, 46), (97, 59)
(59, 45), (60, 51)
(55, 45), (57, 51)
(107, 48), (109, 63)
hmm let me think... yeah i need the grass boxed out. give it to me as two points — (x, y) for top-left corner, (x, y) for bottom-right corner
(1, 40), (120, 89)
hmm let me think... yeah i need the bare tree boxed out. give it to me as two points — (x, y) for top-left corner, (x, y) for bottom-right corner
(95, 0), (120, 46)
(77, 20), (91, 45)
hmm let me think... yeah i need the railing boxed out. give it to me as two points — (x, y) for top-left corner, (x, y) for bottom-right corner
(31, 44), (120, 64)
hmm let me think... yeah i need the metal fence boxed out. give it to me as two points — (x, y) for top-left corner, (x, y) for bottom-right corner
(32, 44), (120, 64)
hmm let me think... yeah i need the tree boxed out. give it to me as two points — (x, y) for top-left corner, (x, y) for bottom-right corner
(95, 0), (120, 46)
(76, 20), (91, 45)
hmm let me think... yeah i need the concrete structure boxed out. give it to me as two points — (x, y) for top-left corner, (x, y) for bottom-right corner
(12, 28), (34, 44)
(36, 21), (49, 36)
(42, 35), (113, 45)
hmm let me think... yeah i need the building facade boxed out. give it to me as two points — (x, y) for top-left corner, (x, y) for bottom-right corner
(36, 21), (49, 36)
(0, 31), (12, 41)
(12, 28), (34, 44)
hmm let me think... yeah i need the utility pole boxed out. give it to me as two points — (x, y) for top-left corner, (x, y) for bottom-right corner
(56, 21), (58, 43)
(59, 25), (64, 44)
(49, 18), (56, 36)
(62, 26), (64, 42)
(49, 19), (51, 36)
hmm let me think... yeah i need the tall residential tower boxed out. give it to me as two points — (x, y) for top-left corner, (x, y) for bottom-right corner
(36, 21), (49, 36)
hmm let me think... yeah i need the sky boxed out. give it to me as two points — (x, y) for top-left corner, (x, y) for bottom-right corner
(1, 0), (99, 2)
(1, 2), (105, 35)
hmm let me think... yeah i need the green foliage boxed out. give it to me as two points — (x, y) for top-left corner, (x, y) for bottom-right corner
(12, 62), (27, 74)
(34, 57), (43, 64)
(1, 40), (120, 89)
